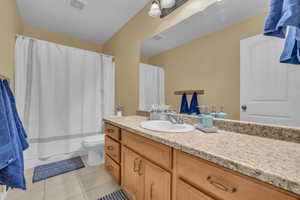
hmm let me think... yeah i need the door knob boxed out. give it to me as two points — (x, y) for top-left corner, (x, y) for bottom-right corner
(241, 105), (247, 111)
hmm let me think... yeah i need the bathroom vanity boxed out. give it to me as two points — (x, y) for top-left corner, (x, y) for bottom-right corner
(103, 116), (300, 200)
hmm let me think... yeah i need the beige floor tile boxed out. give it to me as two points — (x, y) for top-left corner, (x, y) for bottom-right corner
(79, 168), (113, 192)
(6, 156), (119, 200)
(45, 171), (78, 184)
(66, 193), (87, 200)
(85, 180), (120, 200)
(44, 172), (83, 200)
(76, 163), (104, 176)
(7, 181), (45, 200)
(81, 155), (89, 164)
(25, 168), (34, 177)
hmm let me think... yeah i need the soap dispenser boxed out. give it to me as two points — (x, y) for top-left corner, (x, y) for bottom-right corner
(216, 106), (227, 119)
(210, 105), (217, 118)
(196, 105), (217, 133)
(199, 105), (214, 128)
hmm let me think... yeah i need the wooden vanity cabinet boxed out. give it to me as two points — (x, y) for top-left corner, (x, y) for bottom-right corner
(122, 147), (144, 200)
(176, 179), (216, 200)
(104, 123), (121, 184)
(122, 147), (171, 200)
(104, 122), (300, 200)
(105, 155), (120, 183)
(105, 136), (121, 163)
(175, 150), (299, 200)
(105, 123), (121, 141)
(143, 158), (171, 200)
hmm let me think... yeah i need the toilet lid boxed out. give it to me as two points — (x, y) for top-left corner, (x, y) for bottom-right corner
(83, 135), (104, 145)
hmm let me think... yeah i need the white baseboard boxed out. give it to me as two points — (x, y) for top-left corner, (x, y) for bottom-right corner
(25, 151), (88, 169)
(0, 188), (8, 200)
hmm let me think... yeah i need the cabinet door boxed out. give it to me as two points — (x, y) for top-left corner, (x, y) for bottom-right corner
(176, 179), (216, 200)
(122, 147), (144, 200)
(143, 159), (171, 200)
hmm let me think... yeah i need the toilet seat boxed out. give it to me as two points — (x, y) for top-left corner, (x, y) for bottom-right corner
(82, 134), (105, 166)
(83, 135), (104, 147)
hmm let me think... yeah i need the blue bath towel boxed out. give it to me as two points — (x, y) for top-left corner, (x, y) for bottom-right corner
(0, 79), (28, 190)
(189, 92), (200, 115)
(264, 0), (300, 38)
(0, 81), (16, 170)
(180, 93), (189, 114)
(280, 27), (300, 64)
(264, 0), (285, 38)
(264, 0), (300, 64)
(3, 81), (29, 151)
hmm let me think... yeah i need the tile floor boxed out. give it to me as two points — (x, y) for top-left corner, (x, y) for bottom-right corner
(7, 156), (120, 200)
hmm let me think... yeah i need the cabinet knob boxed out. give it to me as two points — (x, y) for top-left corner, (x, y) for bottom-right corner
(107, 146), (114, 150)
(106, 165), (113, 171)
(107, 129), (114, 133)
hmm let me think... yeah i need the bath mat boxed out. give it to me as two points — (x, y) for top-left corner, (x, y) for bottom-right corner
(32, 156), (85, 183)
(98, 190), (129, 200)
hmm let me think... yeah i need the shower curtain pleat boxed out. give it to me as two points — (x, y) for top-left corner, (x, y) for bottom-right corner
(139, 63), (165, 111)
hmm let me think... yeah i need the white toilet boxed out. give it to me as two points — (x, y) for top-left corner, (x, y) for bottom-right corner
(82, 134), (105, 166)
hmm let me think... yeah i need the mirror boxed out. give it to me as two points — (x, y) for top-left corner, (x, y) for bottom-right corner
(139, 0), (300, 127)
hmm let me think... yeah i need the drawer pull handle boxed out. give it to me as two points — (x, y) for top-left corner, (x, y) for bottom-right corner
(107, 146), (114, 150)
(138, 160), (143, 176)
(133, 158), (140, 172)
(150, 183), (154, 200)
(207, 176), (237, 193)
(107, 129), (114, 133)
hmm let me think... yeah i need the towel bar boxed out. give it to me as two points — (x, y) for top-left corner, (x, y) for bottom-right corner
(0, 74), (10, 85)
(174, 90), (204, 95)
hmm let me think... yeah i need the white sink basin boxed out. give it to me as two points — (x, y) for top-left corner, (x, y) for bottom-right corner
(140, 120), (195, 133)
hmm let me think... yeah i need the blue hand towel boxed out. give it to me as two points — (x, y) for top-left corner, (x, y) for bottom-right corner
(189, 92), (200, 115)
(0, 79), (28, 190)
(180, 93), (189, 114)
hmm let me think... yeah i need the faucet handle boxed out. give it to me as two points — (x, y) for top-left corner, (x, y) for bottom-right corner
(178, 114), (185, 124)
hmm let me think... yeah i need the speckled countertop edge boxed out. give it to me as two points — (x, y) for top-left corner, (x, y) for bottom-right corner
(104, 116), (300, 196)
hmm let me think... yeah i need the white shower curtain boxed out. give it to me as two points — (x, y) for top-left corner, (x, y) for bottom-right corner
(15, 36), (115, 160)
(139, 63), (165, 111)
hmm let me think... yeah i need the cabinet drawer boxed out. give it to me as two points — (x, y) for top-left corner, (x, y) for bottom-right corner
(105, 155), (120, 184)
(176, 150), (298, 200)
(177, 179), (216, 200)
(122, 130), (172, 170)
(105, 136), (121, 163)
(105, 123), (121, 141)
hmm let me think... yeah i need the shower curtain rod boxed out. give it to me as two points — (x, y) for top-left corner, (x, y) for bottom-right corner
(15, 34), (115, 61)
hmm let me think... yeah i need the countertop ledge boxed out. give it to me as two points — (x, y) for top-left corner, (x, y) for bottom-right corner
(104, 116), (300, 196)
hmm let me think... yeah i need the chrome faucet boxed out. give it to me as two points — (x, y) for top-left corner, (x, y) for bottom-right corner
(167, 112), (185, 124)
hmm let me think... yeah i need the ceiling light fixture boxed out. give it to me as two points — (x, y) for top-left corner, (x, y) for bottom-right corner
(160, 0), (176, 9)
(148, 0), (162, 18)
(69, 0), (87, 10)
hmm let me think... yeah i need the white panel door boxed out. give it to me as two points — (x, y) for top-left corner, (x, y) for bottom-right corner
(240, 35), (300, 127)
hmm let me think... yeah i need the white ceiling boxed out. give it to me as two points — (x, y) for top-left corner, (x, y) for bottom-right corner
(141, 0), (269, 57)
(17, 0), (149, 44)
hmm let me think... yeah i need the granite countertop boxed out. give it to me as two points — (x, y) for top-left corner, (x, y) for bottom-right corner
(104, 116), (300, 195)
